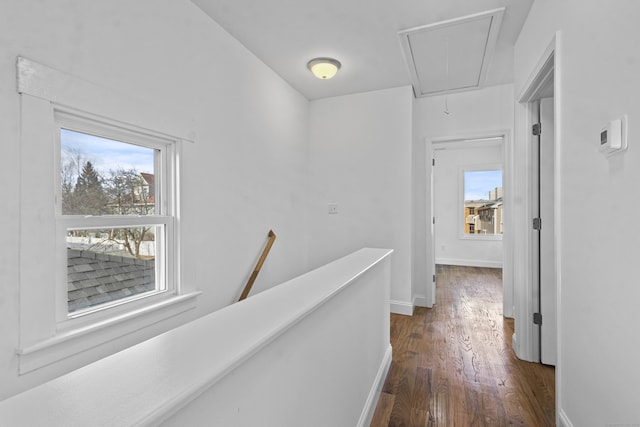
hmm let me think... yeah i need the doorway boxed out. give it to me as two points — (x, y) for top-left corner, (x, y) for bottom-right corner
(429, 134), (510, 315)
(514, 38), (558, 366)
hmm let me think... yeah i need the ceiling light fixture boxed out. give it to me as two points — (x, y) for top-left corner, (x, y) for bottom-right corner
(307, 57), (341, 80)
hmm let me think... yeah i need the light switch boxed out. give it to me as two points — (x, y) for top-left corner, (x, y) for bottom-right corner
(328, 203), (338, 214)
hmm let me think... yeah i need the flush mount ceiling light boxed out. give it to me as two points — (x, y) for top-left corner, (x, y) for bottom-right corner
(307, 57), (341, 79)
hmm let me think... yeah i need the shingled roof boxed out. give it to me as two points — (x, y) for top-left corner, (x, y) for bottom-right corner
(67, 249), (155, 313)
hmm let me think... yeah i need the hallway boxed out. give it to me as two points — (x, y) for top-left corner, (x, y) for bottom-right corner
(371, 265), (555, 426)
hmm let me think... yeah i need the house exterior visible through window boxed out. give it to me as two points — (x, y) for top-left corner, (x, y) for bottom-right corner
(463, 169), (503, 236)
(56, 112), (177, 318)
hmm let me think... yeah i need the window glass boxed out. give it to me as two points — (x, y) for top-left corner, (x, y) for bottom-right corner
(60, 129), (156, 216)
(66, 226), (163, 313)
(463, 169), (503, 235)
(60, 128), (168, 315)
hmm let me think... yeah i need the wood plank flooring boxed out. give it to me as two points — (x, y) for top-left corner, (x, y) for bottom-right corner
(370, 265), (555, 426)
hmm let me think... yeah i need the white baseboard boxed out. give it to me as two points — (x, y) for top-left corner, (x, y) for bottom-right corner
(435, 258), (502, 269)
(358, 344), (392, 427)
(390, 299), (414, 316)
(558, 409), (573, 427)
(413, 294), (430, 308)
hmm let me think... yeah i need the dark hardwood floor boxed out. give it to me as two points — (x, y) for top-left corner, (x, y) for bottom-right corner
(370, 265), (555, 426)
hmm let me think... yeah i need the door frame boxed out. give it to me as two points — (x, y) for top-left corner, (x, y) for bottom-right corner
(427, 130), (512, 315)
(512, 33), (561, 369)
(538, 96), (556, 365)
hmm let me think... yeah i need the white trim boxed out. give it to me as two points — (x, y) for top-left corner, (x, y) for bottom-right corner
(429, 130), (511, 313)
(554, 31), (564, 427)
(517, 42), (556, 103)
(17, 292), (200, 374)
(357, 344), (393, 427)
(459, 234), (502, 241)
(512, 100), (535, 362)
(513, 34), (560, 365)
(512, 32), (563, 425)
(435, 258), (502, 269)
(17, 57), (195, 143)
(427, 138), (436, 307)
(502, 106), (516, 320)
(558, 409), (573, 427)
(390, 299), (414, 316)
(53, 108), (180, 321)
(413, 294), (429, 308)
(398, 8), (504, 97)
(432, 136), (503, 149)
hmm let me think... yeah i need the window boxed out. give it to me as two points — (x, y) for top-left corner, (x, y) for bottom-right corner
(17, 57), (198, 374)
(56, 115), (175, 318)
(463, 169), (503, 237)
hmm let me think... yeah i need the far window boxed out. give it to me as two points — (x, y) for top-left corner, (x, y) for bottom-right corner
(56, 113), (177, 318)
(463, 169), (503, 236)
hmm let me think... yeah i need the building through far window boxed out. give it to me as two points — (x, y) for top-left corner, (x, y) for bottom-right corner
(463, 169), (503, 236)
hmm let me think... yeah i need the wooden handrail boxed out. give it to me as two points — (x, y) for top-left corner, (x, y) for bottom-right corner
(238, 230), (276, 301)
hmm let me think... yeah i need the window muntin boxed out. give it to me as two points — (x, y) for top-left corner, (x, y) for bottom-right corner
(56, 115), (176, 318)
(463, 169), (503, 237)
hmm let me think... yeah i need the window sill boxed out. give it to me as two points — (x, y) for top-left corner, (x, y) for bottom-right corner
(459, 234), (503, 241)
(16, 291), (200, 374)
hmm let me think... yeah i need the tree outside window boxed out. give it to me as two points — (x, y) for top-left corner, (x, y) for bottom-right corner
(59, 127), (172, 314)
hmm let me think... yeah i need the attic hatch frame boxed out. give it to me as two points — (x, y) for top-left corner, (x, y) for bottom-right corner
(398, 8), (505, 98)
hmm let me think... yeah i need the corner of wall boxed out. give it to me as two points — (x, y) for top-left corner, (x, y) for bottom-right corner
(412, 294), (431, 309)
(390, 299), (414, 316)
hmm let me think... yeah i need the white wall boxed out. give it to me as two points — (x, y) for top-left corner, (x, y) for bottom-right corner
(515, 1), (640, 425)
(308, 87), (414, 314)
(162, 250), (392, 427)
(0, 249), (392, 427)
(0, 0), (310, 399)
(412, 84), (514, 310)
(433, 142), (503, 268)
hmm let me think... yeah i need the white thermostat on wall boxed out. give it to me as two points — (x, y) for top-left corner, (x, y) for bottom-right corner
(600, 115), (627, 156)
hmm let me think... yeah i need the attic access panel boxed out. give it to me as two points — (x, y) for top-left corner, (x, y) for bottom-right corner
(399, 8), (504, 98)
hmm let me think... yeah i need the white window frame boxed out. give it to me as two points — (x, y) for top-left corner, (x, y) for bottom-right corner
(16, 57), (199, 374)
(54, 108), (180, 327)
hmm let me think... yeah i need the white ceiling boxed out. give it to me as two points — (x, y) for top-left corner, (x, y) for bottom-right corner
(191, 0), (533, 100)
(398, 8), (505, 97)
